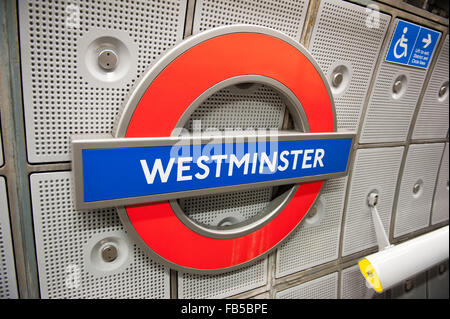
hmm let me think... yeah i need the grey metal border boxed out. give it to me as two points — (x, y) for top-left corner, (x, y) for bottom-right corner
(84, 24), (341, 274)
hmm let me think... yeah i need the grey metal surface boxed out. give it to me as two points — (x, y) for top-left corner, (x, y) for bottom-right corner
(29, 171), (170, 298)
(432, 142), (449, 225)
(178, 258), (267, 299)
(172, 74), (311, 133)
(342, 146), (404, 256)
(360, 19), (436, 144)
(18, 0), (187, 163)
(412, 35), (449, 140)
(0, 177), (18, 298)
(309, 0), (391, 132)
(394, 143), (445, 237)
(192, 0), (310, 41)
(275, 272), (338, 299)
(275, 176), (347, 278)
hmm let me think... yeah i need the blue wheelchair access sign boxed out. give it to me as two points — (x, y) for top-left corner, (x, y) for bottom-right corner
(386, 19), (440, 69)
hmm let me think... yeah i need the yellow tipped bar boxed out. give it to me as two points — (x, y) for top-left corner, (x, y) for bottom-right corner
(359, 258), (383, 293)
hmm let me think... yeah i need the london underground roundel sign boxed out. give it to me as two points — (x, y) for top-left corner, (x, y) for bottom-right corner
(71, 25), (355, 273)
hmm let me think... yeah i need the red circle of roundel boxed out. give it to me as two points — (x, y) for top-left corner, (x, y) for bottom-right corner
(122, 30), (335, 272)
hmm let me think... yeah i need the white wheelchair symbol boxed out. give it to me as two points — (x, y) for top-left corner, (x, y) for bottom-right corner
(394, 27), (408, 59)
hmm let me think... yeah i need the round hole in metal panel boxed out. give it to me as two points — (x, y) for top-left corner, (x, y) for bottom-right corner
(438, 81), (449, 102)
(391, 75), (408, 100)
(169, 76), (308, 239)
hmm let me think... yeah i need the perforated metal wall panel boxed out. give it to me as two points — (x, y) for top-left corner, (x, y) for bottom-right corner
(178, 259), (267, 299)
(192, 0), (309, 40)
(308, 0), (391, 132)
(275, 177), (347, 278)
(432, 143), (449, 225)
(360, 19), (433, 144)
(412, 35), (449, 140)
(30, 172), (170, 299)
(275, 272), (338, 299)
(18, 0), (187, 163)
(177, 84), (285, 299)
(392, 272), (427, 299)
(0, 177), (18, 299)
(342, 147), (404, 256)
(341, 265), (385, 299)
(427, 261), (449, 299)
(394, 143), (444, 237)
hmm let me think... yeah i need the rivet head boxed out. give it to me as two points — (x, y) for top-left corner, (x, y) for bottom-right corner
(332, 72), (343, 87)
(413, 183), (421, 194)
(393, 80), (403, 94)
(98, 48), (118, 71)
(101, 244), (118, 262)
(404, 279), (414, 292)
